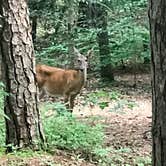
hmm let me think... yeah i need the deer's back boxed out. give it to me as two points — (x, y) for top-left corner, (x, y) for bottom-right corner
(36, 64), (84, 96)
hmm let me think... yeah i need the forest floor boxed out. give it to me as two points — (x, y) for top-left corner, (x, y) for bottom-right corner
(73, 72), (152, 165)
(0, 72), (152, 166)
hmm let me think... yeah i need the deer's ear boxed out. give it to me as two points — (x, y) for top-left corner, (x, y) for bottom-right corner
(73, 47), (80, 55)
(86, 48), (93, 59)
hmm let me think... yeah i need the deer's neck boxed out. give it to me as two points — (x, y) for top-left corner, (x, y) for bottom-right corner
(78, 68), (87, 86)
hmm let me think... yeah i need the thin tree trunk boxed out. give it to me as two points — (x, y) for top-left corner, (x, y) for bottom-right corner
(78, 2), (114, 80)
(93, 3), (114, 81)
(97, 29), (114, 80)
(65, 0), (78, 62)
(0, 0), (44, 151)
(149, 0), (166, 165)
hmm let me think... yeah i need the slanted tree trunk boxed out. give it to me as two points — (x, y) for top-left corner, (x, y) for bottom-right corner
(149, 0), (166, 165)
(0, 0), (44, 151)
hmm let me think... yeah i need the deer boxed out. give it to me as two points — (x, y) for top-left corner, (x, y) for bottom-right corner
(36, 47), (92, 112)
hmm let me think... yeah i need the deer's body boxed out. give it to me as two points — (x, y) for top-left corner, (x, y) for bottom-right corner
(36, 65), (85, 96)
(36, 48), (92, 112)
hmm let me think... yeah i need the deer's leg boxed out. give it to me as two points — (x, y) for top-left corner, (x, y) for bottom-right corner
(64, 94), (70, 109)
(39, 88), (46, 99)
(69, 94), (77, 113)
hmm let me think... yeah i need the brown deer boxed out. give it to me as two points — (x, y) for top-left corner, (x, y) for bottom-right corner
(36, 47), (92, 112)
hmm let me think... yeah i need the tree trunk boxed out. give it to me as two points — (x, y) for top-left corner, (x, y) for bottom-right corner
(97, 29), (114, 80)
(149, 0), (166, 165)
(65, 0), (78, 63)
(97, 12), (114, 80)
(0, 0), (44, 151)
(78, 2), (114, 80)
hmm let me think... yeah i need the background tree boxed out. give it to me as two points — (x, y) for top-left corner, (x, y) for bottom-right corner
(0, 0), (44, 151)
(78, 1), (114, 80)
(28, 0), (149, 79)
(149, 0), (166, 165)
(65, 0), (78, 60)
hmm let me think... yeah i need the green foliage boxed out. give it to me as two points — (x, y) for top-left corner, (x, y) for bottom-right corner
(86, 90), (121, 109)
(35, 44), (68, 67)
(42, 102), (69, 116)
(85, 91), (106, 109)
(0, 82), (8, 113)
(43, 109), (105, 154)
(85, 90), (137, 112)
(41, 102), (110, 163)
(108, 147), (151, 165)
(7, 149), (45, 158)
(110, 21), (150, 66)
(3, 149), (56, 166)
(109, 91), (121, 100)
(31, 0), (149, 71)
(110, 99), (137, 112)
(134, 156), (151, 166)
(35, 27), (97, 67)
(0, 82), (7, 147)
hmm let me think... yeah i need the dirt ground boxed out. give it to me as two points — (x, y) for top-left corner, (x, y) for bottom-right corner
(0, 73), (152, 166)
(73, 73), (152, 165)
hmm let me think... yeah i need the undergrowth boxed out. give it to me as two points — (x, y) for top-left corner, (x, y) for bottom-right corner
(0, 82), (6, 148)
(42, 102), (110, 164)
(0, 85), (151, 165)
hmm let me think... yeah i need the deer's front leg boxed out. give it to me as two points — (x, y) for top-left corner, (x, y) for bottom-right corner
(69, 94), (77, 113)
(64, 94), (70, 110)
(39, 88), (47, 99)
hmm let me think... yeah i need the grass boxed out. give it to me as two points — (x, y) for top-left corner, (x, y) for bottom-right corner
(0, 91), (110, 165)
(42, 102), (109, 163)
(0, 84), (151, 165)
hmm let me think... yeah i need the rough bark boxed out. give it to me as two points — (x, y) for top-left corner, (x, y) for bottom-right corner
(149, 0), (166, 165)
(0, 0), (44, 151)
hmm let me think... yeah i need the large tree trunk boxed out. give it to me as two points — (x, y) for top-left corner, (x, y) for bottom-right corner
(149, 0), (166, 165)
(0, 0), (44, 151)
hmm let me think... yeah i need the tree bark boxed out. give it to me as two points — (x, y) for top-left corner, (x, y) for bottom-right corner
(0, 0), (44, 151)
(149, 0), (166, 165)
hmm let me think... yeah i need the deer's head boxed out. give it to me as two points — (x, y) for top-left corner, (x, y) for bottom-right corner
(73, 47), (93, 71)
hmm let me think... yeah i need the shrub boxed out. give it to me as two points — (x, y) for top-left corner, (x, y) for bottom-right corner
(44, 115), (104, 152)
(42, 104), (105, 156)
(0, 82), (8, 147)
